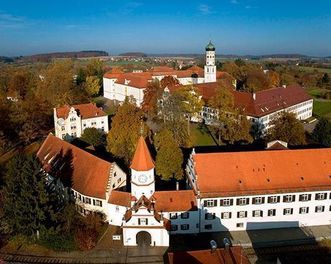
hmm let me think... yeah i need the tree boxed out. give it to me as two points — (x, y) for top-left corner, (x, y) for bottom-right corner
(142, 79), (163, 116)
(267, 112), (306, 145)
(173, 85), (204, 134)
(154, 129), (183, 181)
(36, 60), (75, 107)
(107, 100), (148, 164)
(220, 114), (253, 144)
(84, 76), (100, 96)
(81, 127), (105, 147)
(9, 94), (52, 143)
(245, 69), (270, 92)
(312, 118), (331, 146)
(2, 154), (49, 236)
(267, 71), (280, 87)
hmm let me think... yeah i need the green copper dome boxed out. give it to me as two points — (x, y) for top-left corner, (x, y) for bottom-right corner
(205, 41), (215, 51)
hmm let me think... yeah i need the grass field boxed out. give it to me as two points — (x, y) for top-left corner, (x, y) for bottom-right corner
(299, 66), (331, 74)
(313, 100), (331, 119)
(190, 123), (217, 146)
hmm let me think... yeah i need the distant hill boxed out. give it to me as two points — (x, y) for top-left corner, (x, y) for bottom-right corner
(21, 50), (109, 62)
(0, 56), (15, 63)
(119, 52), (147, 57)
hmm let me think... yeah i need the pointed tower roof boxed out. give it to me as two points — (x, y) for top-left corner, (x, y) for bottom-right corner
(130, 136), (154, 171)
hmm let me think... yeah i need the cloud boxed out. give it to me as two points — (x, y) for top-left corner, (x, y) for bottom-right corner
(230, 0), (239, 4)
(0, 11), (28, 29)
(121, 2), (143, 14)
(198, 4), (213, 15)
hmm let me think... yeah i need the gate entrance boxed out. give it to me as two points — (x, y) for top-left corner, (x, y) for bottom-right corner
(136, 231), (151, 247)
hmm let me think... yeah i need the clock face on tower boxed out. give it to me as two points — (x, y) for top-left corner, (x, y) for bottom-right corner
(138, 174), (148, 184)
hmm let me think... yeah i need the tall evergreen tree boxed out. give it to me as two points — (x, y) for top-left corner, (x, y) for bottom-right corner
(312, 117), (331, 146)
(3, 154), (48, 236)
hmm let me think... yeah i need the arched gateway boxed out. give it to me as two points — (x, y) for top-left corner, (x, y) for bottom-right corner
(136, 231), (152, 246)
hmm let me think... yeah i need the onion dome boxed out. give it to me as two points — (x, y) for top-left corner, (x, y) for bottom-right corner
(205, 41), (215, 51)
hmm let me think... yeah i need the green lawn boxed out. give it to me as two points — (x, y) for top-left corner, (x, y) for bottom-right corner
(190, 123), (217, 146)
(313, 100), (331, 119)
(299, 66), (331, 74)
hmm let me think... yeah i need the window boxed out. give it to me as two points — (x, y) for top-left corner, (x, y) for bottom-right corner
(205, 213), (216, 220)
(236, 198), (249, 206)
(70, 117), (76, 122)
(181, 224), (189, 230)
(283, 208), (293, 215)
(83, 124), (86, 127)
(252, 197), (265, 204)
(220, 199), (233, 206)
(299, 194), (311, 202)
(252, 210), (263, 217)
(117, 178), (121, 184)
(283, 195), (295, 203)
(62, 134), (65, 139)
(204, 199), (217, 207)
(115, 206), (119, 212)
(91, 122), (97, 125)
(85, 197), (91, 204)
(268, 196), (280, 204)
(71, 125), (76, 130)
(101, 121), (104, 124)
(138, 218), (148, 225)
(93, 200), (102, 207)
(170, 213), (177, 219)
(170, 225), (178, 231)
(315, 193), (327, 200)
(315, 206), (325, 213)
(268, 209), (276, 216)
(237, 211), (247, 218)
(61, 126), (65, 131)
(299, 207), (309, 214)
(181, 212), (189, 219)
(204, 224), (213, 230)
(78, 194), (81, 201)
(236, 223), (244, 228)
(221, 212), (232, 219)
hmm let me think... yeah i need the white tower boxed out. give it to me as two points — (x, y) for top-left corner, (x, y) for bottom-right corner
(130, 136), (155, 199)
(204, 41), (217, 83)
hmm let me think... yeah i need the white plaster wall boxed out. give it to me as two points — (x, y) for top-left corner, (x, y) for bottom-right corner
(106, 204), (127, 225)
(162, 211), (200, 234)
(123, 228), (169, 246)
(82, 115), (109, 133)
(199, 190), (331, 232)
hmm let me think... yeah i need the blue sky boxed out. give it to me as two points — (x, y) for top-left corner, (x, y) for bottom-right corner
(0, 0), (331, 56)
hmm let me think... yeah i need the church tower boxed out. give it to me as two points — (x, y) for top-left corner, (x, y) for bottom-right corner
(204, 41), (217, 83)
(130, 136), (155, 199)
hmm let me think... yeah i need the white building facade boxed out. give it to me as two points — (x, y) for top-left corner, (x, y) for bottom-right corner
(54, 103), (109, 140)
(103, 42), (218, 107)
(38, 133), (331, 248)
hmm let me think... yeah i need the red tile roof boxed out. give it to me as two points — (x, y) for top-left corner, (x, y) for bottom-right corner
(37, 134), (112, 199)
(56, 103), (107, 120)
(193, 148), (331, 197)
(130, 137), (155, 171)
(103, 66), (229, 89)
(152, 190), (198, 212)
(168, 246), (250, 264)
(108, 190), (131, 207)
(184, 83), (312, 117)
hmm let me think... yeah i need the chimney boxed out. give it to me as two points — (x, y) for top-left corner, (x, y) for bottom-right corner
(210, 240), (217, 253)
(282, 84), (287, 88)
(253, 93), (256, 100)
(176, 181), (179, 191)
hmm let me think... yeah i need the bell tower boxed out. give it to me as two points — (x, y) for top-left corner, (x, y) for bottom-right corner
(130, 136), (155, 199)
(204, 41), (216, 83)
